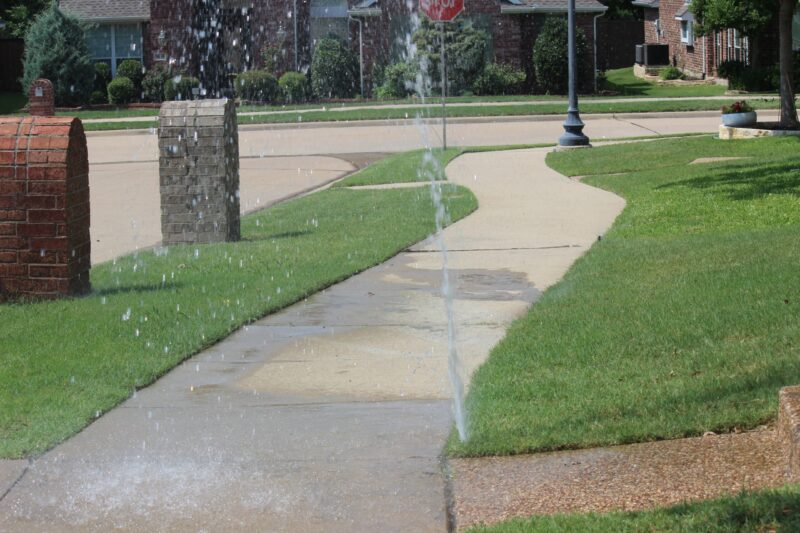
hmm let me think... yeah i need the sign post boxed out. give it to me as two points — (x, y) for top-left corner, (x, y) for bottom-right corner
(420, 0), (464, 150)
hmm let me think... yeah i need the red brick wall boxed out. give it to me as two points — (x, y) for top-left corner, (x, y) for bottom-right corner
(659, 0), (712, 77)
(643, 7), (661, 44)
(0, 117), (91, 300)
(28, 79), (55, 117)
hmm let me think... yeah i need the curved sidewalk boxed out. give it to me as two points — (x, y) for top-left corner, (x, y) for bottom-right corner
(0, 148), (624, 531)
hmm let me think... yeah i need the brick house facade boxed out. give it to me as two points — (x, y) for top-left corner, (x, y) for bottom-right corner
(60, 0), (606, 96)
(633, 0), (781, 79)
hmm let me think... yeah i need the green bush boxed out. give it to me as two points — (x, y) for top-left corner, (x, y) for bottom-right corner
(279, 71), (310, 103)
(163, 75), (200, 101)
(532, 17), (589, 95)
(142, 65), (169, 103)
(375, 62), (417, 99)
(89, 90), (107, 105)
(311, 36), (359, 99)
(472, 63), (527, 95)
(235, 70), (279, 103)
(718, 60), (776, 92)
(659, 65), (685, 81)
(116, 59), (144, 95)
(412, 18), (488, 95)
(22, 4), (94, 106)
(94, 62), (111, 93)
(107, 76), (135, 104)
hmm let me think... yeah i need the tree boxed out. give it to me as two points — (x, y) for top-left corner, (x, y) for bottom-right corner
(598, 0), (641, 20)
(412, 18), (489, 96)
(22, 4), (94, 106)
(0, 0), (49, 38)
(310, 36), (359, 99)
(532, 17), (589, 95)
(692, 0), (798, 129)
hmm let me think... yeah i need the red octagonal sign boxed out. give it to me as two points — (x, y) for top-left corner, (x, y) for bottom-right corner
(420, 0), (464, 22)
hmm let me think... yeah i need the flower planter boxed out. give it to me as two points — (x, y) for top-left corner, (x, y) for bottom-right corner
(721, 111), (757, 127)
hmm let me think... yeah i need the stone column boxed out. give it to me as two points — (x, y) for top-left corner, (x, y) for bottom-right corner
(0, 116), (91, 300)
(158, 99), (241, 245)
(28, 79), (55, 117)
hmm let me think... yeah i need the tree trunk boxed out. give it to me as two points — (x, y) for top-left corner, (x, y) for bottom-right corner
(778, 0), (799, 129)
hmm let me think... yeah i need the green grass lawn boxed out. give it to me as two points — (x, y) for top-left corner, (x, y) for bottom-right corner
(0, 92), (26, 114)
(468, 484), (800, 532)
(448, 135), (800, 458)
(601, 67), (732, 98)
(0, 164), (477, 459)
(77, 98), (781, 131)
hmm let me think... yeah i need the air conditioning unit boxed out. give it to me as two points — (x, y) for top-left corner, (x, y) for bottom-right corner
(636, 44), (670, 66)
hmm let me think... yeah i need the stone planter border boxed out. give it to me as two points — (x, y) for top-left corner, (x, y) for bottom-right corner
(719, 123), (800, 140)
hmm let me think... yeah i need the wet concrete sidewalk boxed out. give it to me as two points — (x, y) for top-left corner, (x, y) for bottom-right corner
(0, 148), (624, 531)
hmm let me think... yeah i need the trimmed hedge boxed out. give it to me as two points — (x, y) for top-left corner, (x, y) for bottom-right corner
(163, 75), (200, 101)
(375, 62), (417, 99)
(94, 62), (111, 93)
(117, 59), (144, 95)
(107, 76), (135, 104)
(279, 71), (310, 103)
(142, 65), (169, 103)
(235, 70), (279, 103)
(472, 63), (526, 96)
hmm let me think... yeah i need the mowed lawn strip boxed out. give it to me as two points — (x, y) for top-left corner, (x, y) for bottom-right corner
(0, 182), (477, 459)
(467, 484), (800, 532)
(448, 135), (800, 458)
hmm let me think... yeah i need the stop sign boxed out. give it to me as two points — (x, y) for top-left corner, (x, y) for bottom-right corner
(420, 0), (464, 22)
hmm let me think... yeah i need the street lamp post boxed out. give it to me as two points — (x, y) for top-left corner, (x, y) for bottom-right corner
(558, 0), (590, 147)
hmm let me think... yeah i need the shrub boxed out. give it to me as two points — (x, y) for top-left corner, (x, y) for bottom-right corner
(163, 74), (200, 101)
(89, 90), (107, 105)
(375, 62), (418, 99)
(412, 18), (488, 95)
(659, 65), (685, 81)
(472, 63), (526, 96)
(116, 59), (144, 94)
(718, 60), (776, 92)
(279, 71), (310, 104)
(532, 17), (589, 95)
(142, 65), (169, 103)
(22, 4), (94, 106)
(235, 70), (279, 103)
(94, 62), (111, 93)
(261, 44), (281, 75)
(311, 36), (359, 99)
(107, 76), (135, 104)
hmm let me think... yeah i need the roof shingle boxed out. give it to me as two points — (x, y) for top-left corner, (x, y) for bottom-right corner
(59, 0), (150, 21)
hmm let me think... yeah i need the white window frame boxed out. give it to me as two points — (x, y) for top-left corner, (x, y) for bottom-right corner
(681, 20), (694, 45)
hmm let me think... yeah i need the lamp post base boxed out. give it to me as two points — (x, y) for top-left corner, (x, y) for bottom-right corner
(559, 111), (591, 147)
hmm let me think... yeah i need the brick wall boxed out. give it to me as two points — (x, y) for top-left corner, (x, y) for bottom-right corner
(158, 99), (240, 245)
(643, 7), (661, 44)
(28, 79), (55, 117)
(0, 117), (91, 300)
(659, 0), (712, 77)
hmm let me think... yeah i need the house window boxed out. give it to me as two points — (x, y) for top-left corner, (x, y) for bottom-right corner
(681, 20), (693, 45)
(311, 0), (349, 45)
(86, 23), (143, 77)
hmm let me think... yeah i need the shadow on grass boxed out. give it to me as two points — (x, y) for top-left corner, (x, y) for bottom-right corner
(92, 282), (186, 297)
(659, 159), (800, 200)
(241, 230), (313, 242)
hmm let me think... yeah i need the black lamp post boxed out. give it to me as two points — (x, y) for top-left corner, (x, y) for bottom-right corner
(558, 0), (590, 147)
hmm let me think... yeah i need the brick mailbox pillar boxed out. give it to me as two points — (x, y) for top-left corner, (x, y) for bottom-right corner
(0, 117), (91, 300)
(158, 99), (240, 245)
(28, 79), (55, 117)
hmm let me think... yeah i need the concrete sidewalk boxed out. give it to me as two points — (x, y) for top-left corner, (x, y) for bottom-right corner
(0, 148), (623, 531)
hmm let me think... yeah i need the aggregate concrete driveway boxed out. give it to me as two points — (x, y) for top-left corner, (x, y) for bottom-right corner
(0, 147), (623, 531)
